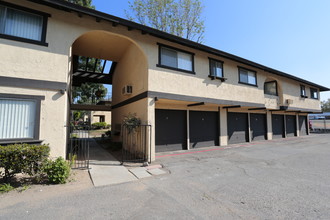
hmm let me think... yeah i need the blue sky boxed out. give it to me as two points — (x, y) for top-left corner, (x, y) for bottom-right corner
(93, 0), (330, 101)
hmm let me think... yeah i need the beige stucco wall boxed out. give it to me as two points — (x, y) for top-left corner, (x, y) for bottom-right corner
(0, 86), (68, 157)
(147, 38), (321, 111)
(91, 111), (112, 125)
(111, 98), (149, 139)
(1, 0), (152, 157)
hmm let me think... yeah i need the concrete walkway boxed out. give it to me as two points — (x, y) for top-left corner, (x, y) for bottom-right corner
(88, 139), (167, 187)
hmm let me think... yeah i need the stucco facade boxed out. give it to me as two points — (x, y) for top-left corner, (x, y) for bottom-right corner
(0, 0), (328, 161)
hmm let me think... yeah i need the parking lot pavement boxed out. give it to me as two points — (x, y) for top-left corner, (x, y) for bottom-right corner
(1, 134), (330, 219)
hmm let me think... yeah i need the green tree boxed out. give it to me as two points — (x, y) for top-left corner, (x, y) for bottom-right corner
(73, 83), (107, 104)
(321, 99), (330, 112)
(64, 0), (95, 9)
(126, 0), (205, 43)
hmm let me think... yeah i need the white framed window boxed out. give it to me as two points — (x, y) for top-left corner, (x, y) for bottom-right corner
(209, 58), (223, 78)
(0, 2), (49, 46)
(158, 44), (194, 73)
(239, 67), (257, 86)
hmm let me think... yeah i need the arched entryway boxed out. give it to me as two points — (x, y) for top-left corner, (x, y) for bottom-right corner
(67, 30), (149, 166)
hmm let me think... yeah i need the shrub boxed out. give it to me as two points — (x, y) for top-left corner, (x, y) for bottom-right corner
(0, 183), (14, 193)
(105, 130), (111, 137)
(92, 122), (107, 129)
(123, 113), (141, 133)
(0, 144), (50, 182)
(43, 157), (71, 184)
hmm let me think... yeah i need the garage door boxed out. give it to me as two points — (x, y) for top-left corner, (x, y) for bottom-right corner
(228, 112), (248, 144)
(272, 114), (284, 139)
(299, 116), (308, 136)
(189, 111), (219, 148)
(155, 109), (186, 152)
(250, 113), (267, 141)
(286, 115), (296, 137)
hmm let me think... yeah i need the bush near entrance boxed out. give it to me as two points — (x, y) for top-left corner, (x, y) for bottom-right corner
(43, 157), (71, 184)
(0, 144), (50, 183)
(92, 122), (108, 129)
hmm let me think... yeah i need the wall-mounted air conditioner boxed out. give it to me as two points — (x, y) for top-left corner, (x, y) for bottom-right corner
(286, 99), (293, 105)
(122, 85), (133, 95)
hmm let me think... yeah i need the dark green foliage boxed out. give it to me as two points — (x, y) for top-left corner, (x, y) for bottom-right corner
(105, 130), (111, 137)
(72, 82), (108, 104)
(92, 122), (108, 129)
(43, 157), (71, 184)
(123, 113), (141, 133)
(0, 144), (50, 183)
(64, 0), (95, 9)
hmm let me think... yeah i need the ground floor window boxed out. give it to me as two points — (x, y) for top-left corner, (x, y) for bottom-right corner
(0, 94), (43, 142)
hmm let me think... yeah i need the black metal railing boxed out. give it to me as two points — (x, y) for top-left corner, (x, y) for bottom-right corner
(67, 125), (90, 169)
(121, 125), (152, 164)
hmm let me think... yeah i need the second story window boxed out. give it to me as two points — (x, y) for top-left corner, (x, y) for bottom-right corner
(0, 2), (49, 46)
(310, 88), (318, 99)
(238, 67), (257, 86)
(300, 85), (307, 98)
(158, 44), (194, 74)
(209, 58), (224, 78)
(264, 81), (278, 96)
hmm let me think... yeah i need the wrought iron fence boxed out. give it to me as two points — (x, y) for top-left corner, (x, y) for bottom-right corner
(121, 124), (152, 164)
(67, 125), (90, 169)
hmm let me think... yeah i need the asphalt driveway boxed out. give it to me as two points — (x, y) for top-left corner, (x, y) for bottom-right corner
(1, 134), (330, 219)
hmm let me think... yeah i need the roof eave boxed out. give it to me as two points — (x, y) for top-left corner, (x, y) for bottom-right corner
(28, 0), (330, 92)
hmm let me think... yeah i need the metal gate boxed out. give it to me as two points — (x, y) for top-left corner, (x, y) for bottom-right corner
(122, 124), (151, 164)
(67, 125), (90, 169)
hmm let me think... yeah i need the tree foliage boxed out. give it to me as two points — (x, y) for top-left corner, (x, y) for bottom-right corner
(64, 0), (95, 9)
(73, 83), (108, 104)
(126, 0), (205, 43)
(321, 99), (330, 112)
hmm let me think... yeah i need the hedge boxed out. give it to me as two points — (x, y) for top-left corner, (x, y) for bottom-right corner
(0, 144), (50, 182)
(92, 122), (108, 129)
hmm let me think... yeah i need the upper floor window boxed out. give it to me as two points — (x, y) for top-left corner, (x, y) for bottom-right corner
(238, 67), (257, 86)
(264, 81), (278, 96)
(0, 2), (49, 46)
(310, 88), (318, 99)
(300, 85), (307, 98)
(157, 44), (194, 74)
(209, 58), (224, 79)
